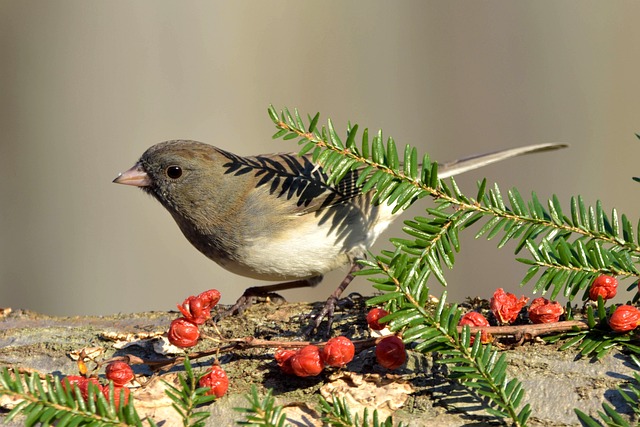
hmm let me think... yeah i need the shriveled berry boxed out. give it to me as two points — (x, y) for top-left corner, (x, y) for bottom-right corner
(366, 308), (390, 331)
(177, 289), (222, 325)
(490, 288), (529, 324)
(274, 348), (297, 375)
(290, 345), (324, 377)
(375, 336), (406, 370)
(198, 365), (229, 398)
(197, 289), (221, 310)
(167, 317), (200, 348)
(458, 311), (490, 344)
(588, 275), (618, 301)
(102, 385), (131, 409)
(321, 336), (355, 368)
(105, 361), (134, 387)
(609, 305), (640, 333)
(528, 297), (564, 324)
(61, 376), (102, 401)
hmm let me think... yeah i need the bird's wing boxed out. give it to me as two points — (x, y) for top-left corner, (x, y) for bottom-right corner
(217, 150), (363, 215)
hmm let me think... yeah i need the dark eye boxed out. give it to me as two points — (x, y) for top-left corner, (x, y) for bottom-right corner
(165, 165), (183, 179)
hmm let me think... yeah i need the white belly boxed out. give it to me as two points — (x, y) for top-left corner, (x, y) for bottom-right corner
(224, 202), (396, 281)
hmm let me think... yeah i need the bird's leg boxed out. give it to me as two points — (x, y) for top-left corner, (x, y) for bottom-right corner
(216, 276), (323, 319)
(303, 261), (363, 337)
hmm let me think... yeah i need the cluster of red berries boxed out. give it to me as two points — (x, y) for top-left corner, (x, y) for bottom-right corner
(586, 275), (640, 333)
(459, 275), (640, 337)
(59, 361), (134, 409)
(366, 308), (407, 369)
(168, 289), (221, 348)
(488, 288), (565, 326)
(275, 336), (355, 377)
(274, 307), (408, 376)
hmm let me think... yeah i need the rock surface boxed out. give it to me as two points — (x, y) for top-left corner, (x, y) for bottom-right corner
(0, 300), (637, 426)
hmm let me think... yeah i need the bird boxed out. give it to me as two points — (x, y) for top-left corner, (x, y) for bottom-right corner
(113, 140), (566, 334)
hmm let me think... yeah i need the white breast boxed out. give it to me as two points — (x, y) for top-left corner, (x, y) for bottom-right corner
(226, 200), (397, 281)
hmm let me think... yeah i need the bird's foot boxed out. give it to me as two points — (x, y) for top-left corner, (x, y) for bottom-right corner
(302, 295), (339, 338)
(214, 287), (286, 321)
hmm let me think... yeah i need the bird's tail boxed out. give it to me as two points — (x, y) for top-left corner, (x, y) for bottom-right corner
(437, 143), (567, 178)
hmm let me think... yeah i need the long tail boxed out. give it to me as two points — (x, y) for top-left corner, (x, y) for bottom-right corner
(437, 143), (567, 178)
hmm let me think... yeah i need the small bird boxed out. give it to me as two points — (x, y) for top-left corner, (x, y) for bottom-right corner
(114, 140), (565, 334)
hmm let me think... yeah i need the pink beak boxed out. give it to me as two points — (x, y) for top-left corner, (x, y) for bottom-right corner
(113, 163), (151, 187)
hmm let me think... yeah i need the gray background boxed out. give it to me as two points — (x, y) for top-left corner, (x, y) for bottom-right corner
(1, 1), (639, 316)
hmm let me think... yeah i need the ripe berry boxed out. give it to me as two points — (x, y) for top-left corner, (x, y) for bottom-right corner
(198, 365), (229, 398)
(321, 336), (355, 368)
(609, 305), (640, 333)
(61, 376), (102, 401)
(290, 345), (323, 377)
(274, 348), (297, 375)
(588, 275), (618, 301)
(105, 361), (134, 387)
(167, 317), (200, 348)
(366, 308), (390, 330)
(458, 311), (490, 344)
(102, 385), (131, 409)
(528, 297), (564, 324)
(375, 336), (406, 370)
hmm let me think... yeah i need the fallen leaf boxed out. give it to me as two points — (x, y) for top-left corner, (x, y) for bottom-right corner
(320, 371), (413, 419)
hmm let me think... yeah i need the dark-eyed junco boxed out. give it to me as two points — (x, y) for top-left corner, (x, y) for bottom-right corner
(114, 140), (565, 334)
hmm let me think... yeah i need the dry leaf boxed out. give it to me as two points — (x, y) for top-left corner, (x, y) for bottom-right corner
(133, 374), (184, 425)
(320, 371), (413, 419)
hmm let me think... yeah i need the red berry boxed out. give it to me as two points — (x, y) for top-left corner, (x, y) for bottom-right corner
(198, 366), (229, 398)
(609, 305), (640, 333)
(490, 288), (529, 324)
(588, 275), (618, 301)
(61, 376), (102, 401)
(321, 336), (355, 368)
(167, 317), (200, 348)
(105, 361), (134, 387)
(197, 289), (221, 309)
(366, 308), (390, 330)
(290, 345), (324, 377)
(528, 297), (564, 324)
(102, 385), (131, 409)
(459, 311), (490, 327)
(177, 289), (221, 325)
(274, 348), (297, 375)
(375, 336), (406, 370)
(458, 311), (490, 344)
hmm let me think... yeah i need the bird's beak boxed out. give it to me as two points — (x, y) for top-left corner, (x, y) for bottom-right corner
(113, 163), (151, 187)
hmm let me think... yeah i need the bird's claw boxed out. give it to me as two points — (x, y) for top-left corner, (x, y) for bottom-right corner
(302, 295), (339, 338)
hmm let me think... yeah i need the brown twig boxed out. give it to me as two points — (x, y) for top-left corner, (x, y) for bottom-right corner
(461, 320), (590, 342)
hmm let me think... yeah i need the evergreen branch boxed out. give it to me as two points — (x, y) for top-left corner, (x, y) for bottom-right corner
(162, 357), (215, 427)
(269, 105), (640, 302)
(234, 386), (407, 427)
(0, 367), (145, 426)
(366, 259), (530, 426)
(545, 301), (640, 361)
(234, 385), (289, 427)
(319, 395), (408, 427)
(267, 106), (640, 426)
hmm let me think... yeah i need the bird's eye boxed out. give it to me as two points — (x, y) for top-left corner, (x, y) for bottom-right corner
(165, 165), (183, 179)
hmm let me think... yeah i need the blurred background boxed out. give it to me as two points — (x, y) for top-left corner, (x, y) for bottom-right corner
(1, 1), (639, 316)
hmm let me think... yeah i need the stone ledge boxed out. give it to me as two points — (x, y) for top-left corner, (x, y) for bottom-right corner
(0, 301), (636, 426)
